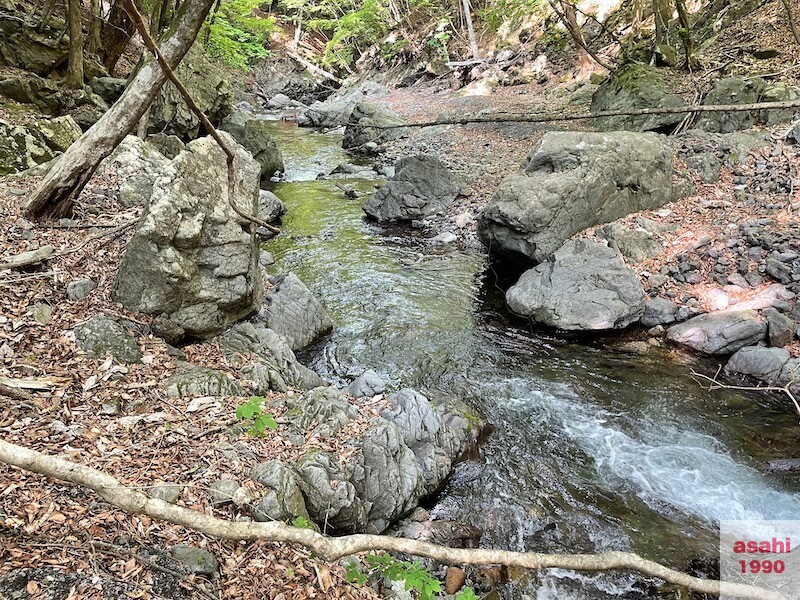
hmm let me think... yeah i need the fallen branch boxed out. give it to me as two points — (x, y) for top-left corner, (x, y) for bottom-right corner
(122, 0), (279, 236)
(0, 382), (33, 402)
(0, 439), (784, 600)
(0, 246), (55, 270)
(374, 98), (800, 129)
(287, 51), (342, 85)
(691, 366), (800, 418)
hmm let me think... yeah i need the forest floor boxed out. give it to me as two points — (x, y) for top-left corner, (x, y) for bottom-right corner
(0, 174), (378, 598)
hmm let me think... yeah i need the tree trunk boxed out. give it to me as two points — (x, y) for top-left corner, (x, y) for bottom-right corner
(292, 7), (302, 51)
(37, 0), (58, 32)
(563, 0), (591, 78)
(674, 0), (695, 70)
(66, 0), (84, 88)
(652, 0), (674, 63)
(460, 0), (479, 61)
(23, 0), (217, 220)
(88, 0), (102, 54)
(102, 0), (135, 73)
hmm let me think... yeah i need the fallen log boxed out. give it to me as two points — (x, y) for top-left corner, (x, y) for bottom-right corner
(0, 246), (55, 270)
(0, 438), (785, 600)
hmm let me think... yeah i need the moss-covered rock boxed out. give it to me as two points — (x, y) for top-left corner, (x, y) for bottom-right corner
(149, 44), (233, 140)
(696, 77), (765, 133)
(590, 64), (684, 132)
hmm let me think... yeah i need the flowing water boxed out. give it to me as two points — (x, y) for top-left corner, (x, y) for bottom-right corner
(262, 118), (800, 598)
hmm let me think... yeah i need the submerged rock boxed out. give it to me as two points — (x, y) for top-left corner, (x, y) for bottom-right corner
(725, 346), (792, 385)
(362, 155), (461, 222)
(506, 239), (646, 330)
(478, 131), (673, 264)
(666, 309), (766, 354)
(258, 272), (333, 351)
(113, 133), (263, 339)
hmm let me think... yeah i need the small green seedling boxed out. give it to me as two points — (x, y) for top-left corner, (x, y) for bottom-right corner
(291, 515), (313, 529)
(235, 396), (278, 437)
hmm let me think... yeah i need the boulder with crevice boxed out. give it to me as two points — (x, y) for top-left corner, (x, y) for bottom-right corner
(98, 135), (171, 207)
(260, 386), (480, 534)
(478, 131), (673, 264)
(216, 321), (326, 392)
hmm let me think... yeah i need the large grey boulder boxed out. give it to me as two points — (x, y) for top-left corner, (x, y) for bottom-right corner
(666, 309), (766, 354)
(250, 460), (312, 523)
(342, 102), (406, 151)
(149, 45), (233, 139)
(696, 77), (765, 133)
(506, 239), (646, 330)
(258, 272), (333, 351)
(591, 64), (685, 132)
(74, 316), (142, 364)
(478, 131), (673, 263)
(89, 77), (126, 105)
(259, 387), (480, 534)
(760, 83), (800, 126)
(362, 155), (461, 222)
(241, 119), (284, 183)
(725, 346), (792, 385)
(113, 133), (263, 339)
(216, 321), (326, 392)
(98, 135), (171, 207)
(297, 99), (355, 128)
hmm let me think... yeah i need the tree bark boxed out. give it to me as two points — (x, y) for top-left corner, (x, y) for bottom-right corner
(101, 0), (136, 74)
(674, 0), (695, 70)
(87, 0), (102, 53)
(562, 0), (591, 78)
(66, 0), (84, 88)
(0, 439), (783, 600)
(37, 0), (58, 32)
(460, 0), (479, 61)
(548, 0), (612, 71)
(23, 0), (217, 220)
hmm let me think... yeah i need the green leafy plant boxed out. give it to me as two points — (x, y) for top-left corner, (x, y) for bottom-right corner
(203, 0), (276, 70)
(346, 552), (478, 599)
(291, 515), (313, 529)
(235, 396), (278, 436)
(307, 0), (389, 70)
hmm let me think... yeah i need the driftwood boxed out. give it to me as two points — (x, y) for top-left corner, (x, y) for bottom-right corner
(0, 382), (33, 402)
(374, 98), (800, 129)
(0, 246), (55, 270)
(0, 438), (785, 600)
(123, 0), (279, 235)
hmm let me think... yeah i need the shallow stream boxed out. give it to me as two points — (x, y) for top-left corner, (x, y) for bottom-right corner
(262, 119), (800, 598)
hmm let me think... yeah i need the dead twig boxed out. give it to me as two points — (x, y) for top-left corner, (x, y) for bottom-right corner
(691, 367), (800, 419)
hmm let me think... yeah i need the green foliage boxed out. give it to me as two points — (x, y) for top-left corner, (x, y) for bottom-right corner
(345, 552), (479, 599)
(204, 0), (276, 70)
(307, 0), (389, 70)
(290, 515), (313, 529)
(235, 396), (278, 436)
(427, 22), (452, 62)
